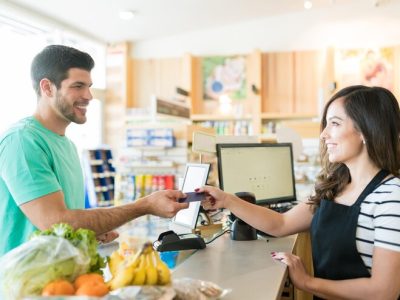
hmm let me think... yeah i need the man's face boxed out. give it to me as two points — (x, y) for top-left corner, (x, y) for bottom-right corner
(52, 68), (93, 124)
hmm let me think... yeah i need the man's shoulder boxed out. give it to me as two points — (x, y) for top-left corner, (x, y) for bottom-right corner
(1, 117), (44, 144)
(1, 116), (34, 134)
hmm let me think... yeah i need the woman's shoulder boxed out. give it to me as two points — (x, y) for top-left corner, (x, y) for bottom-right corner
(380, 176), (400, 189)
(372, 176), (400, 199)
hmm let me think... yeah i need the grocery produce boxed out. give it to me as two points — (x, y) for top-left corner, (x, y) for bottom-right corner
(40, 273), (109, 297)
(144, 252), (158, 285)
(153, 250), (171, 285)
(75, 280), (109, 297)
(130, 255), (146, 286)
(107, 242), (172, 290)
(108, 250), (124, 277)
(107, 254), (140, 290)
(0, 235), (88, 298)
(31, 223), (107, 274)
(0, 223), (107, 299)
(41, 279), (75, 296)
(74, 273), (105, 289)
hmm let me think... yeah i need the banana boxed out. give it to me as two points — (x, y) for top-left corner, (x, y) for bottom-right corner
(142, 243), (154, 255)
(107, 246), (142, 290)
(131, 255), (146, 285)
(107, 260), (137, 290)
(154, 250), (171, 285)
(109, 250), (124, 277)
(145, 252), (158, 285)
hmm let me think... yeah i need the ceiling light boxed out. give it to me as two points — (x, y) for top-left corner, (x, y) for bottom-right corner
(119, 10), (136, 20)
(304, 0), (313, 10)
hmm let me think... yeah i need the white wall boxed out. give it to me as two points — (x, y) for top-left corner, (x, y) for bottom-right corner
(132, 1), (400, 58)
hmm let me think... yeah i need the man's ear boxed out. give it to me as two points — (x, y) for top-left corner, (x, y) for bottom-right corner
(39, 78), (54, 97)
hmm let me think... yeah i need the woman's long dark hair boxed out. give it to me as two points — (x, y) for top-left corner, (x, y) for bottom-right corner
(309, 85), (400, 208)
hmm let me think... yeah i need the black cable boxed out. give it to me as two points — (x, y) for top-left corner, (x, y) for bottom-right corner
(205, 229), (232, 244)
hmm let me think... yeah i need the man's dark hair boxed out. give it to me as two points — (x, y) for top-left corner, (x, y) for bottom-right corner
(30, 45), (95, 96)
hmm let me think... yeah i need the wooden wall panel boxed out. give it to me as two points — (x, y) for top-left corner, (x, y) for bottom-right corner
(132, 58), (184, 108)
(132, 58), (156, 108)
(246, 50), (262, 134)
(393, 46), (400, 101)
(262, 52), (295, 114)
(105, 42), (131, 152)
(191, 56), (203, 114)
(156, 58), (184, 99)
(293, 50), (323, 115)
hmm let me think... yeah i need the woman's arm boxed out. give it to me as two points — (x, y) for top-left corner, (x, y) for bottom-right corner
(200, 185), (313, 237)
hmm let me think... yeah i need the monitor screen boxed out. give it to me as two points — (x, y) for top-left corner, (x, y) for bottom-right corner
(216, 143), (296, 205)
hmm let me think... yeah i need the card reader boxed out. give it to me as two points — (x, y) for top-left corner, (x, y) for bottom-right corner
(154, 230), (206, 252)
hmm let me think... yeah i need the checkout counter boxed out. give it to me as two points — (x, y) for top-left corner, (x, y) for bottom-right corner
(172, 233), (297, 300)
(102, 216), (301, 300)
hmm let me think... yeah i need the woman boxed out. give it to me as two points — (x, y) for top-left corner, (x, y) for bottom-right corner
(200, 85), (400, 299)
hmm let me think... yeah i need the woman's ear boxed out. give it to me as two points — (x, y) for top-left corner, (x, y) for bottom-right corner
(360, 135), (366, 145)
(39, 78), (54, 97)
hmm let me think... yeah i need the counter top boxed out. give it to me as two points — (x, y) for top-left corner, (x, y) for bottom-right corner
(172, 233), (297, 300)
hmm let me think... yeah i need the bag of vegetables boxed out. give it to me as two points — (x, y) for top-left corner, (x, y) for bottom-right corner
(0, 223), (106, 299)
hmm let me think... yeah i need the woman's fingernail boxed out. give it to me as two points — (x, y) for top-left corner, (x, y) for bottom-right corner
(194, 188), (200, 192)
(271, 251), (275, 254)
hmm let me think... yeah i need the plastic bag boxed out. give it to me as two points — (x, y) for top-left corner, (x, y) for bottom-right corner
(0, 235), (90, 299)
(111, 285), (176, 300)
(173, 278), (231, 300)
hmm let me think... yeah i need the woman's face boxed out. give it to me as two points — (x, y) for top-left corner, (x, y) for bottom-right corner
(320, 97), (364, 164)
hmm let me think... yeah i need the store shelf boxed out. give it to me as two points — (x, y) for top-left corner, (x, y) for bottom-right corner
(83, 148), (116, 208)
(261, 113), (317, 120)
(191, 113), (253, 121)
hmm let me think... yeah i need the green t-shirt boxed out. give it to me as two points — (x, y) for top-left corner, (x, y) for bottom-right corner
(0, 116), (84, 257)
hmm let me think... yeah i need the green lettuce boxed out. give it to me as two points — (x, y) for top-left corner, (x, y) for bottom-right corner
(0, 223), (107, 299)
(31, 223), (107, 273)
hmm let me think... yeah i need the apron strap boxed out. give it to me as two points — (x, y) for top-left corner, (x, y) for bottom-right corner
(354, 169), (390, 207)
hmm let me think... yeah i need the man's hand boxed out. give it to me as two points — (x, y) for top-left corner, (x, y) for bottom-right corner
(97, 230), (119, 244)
(140, 190), (189, 218)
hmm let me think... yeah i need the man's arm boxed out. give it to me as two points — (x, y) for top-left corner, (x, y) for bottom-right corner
(20, 190), (188, 235)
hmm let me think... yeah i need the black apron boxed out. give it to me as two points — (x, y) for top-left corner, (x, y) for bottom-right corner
(310, 169), (389, 300)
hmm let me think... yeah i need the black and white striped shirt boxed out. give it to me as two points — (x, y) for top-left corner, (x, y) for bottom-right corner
(356, 176), (400, 271)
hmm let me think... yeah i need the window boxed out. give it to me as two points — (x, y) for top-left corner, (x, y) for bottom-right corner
(0, 12), (106, 153)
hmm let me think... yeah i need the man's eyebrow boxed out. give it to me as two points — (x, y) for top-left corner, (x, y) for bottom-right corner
(72, 81), (93, 87)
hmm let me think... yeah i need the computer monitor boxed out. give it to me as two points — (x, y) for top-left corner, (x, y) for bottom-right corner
(216, 143), (296, 205)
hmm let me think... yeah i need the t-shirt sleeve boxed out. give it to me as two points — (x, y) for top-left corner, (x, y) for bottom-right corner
(373, 185), (400, 252)
(0, 131), (61, 205)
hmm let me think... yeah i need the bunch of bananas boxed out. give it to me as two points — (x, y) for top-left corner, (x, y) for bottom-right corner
(107, 242), (172, 291)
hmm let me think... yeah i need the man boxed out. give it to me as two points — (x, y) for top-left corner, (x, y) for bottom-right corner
(0, 45), (188, 256)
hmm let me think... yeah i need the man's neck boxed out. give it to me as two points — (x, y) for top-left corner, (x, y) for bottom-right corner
(33, 111), (69, 136)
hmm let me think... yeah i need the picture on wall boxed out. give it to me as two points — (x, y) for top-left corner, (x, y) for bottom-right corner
(335, 47), (394, 91)
(202, 55), (247, 101)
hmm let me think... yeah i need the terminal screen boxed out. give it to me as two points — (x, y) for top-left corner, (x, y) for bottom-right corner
(217, 143), (296, 205)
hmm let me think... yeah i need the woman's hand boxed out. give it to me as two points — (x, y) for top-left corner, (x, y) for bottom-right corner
(197, 185), (232, 210)
(271, 252), (312, 291)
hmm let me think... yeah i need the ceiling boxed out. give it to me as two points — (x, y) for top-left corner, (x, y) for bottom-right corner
(2, 0), (395, 43)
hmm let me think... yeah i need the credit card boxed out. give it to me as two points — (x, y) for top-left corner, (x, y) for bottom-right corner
(178, 192), (206, 203)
